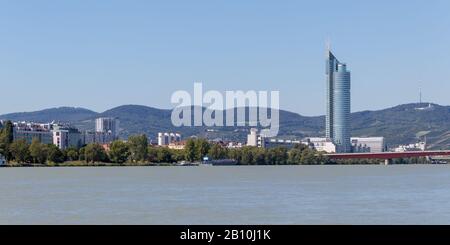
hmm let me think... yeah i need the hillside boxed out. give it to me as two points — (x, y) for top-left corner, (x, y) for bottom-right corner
(0, 107), (98, 123)
(0, 103), (449, 149)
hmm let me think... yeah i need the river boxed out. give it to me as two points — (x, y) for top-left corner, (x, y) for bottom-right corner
(1, 165), (449, 224)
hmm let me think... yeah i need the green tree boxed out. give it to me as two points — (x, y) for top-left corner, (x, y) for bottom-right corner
(252, 148), (266, 165)
(47, 144), (65, 163)
(156, 147), (172, 163)
(65, 147), (79, 161)
(227, 148), (242, 163)
(240, 146), (254, 165)
(300, 149), (316, 164)
(78, 147), (86, 161)
(208, 144), (228, 160)
(127, 134), (148, 162)
(84, 143), (108, 163)
(170, 149), (185, 162)
(147, 146), (158, 162)
(9, 139), (30, 163)
(184, 138), (197, 162)
(194, 138), (210, 160)
(29, 138), (48, 164)
(109, 140), (130, 163)
(0, 120), (14, 160)
(271, 147), (288, 165)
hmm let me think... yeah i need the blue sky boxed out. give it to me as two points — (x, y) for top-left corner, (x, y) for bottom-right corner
(0, 0), (449, 116)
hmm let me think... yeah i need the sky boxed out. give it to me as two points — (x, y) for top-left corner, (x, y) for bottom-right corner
(0, 0), (449, 116)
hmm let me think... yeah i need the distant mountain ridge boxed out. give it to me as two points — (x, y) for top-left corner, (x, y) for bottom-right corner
(0, 103), (449, 149)
(0, 107), (98, 122)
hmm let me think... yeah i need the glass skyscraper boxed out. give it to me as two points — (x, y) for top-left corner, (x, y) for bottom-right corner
(325, 48), (351, 153)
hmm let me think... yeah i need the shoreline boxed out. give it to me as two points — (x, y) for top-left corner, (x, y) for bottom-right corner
(1, 162), (448, 168)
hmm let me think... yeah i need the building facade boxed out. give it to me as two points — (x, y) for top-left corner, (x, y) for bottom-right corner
(246, 128), (267, 148)
(393, 142), (426, 152)
(326, 48), (351, 152)
(307, 137), (337, 153)
(12, 122), (53, 144)
(52, 124), (83, 150)
(157, 132), (182, 146)
(95, 117), (119, 137)
(351, 137), (385, 153)
(83, 131), (116, 145)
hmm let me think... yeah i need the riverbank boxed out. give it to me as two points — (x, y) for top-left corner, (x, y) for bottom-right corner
(1, 161), (175, 167)
(1, 160), (448, 167)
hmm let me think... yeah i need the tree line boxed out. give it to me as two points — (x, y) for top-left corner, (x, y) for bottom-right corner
(0, 120), (330, 165)
(1, 120), (434, 166)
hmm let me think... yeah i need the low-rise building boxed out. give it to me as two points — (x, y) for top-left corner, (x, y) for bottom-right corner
(157, 132), (181, 146)
(167, 141), (186, 150)
(306, 137), (337, 153)
(266, 138), (310, 149)
(393, 142), (426, 152)
(351, 137), (386, 153)
(52, 124), (83, 149)
(12, 122), (53, 144)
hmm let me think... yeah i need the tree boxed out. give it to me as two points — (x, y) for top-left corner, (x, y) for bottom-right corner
(127, 134), (148, 162)
(109, 140), (130, 164)
(208, 144), (228, 160)
(78, 147), (86, 161)
(9, 139), (30, 163)
(0, 120), (14, 161)
(240, 146), (254, 165)
(47, 144), (65, 163)
(184, 138), (197, 162)
(147, 146), (158, 162)
(194, 138), (210, 160)
(29, 138), (48, 164)
(84, 143), (108, 163)
(270, 147), (288, 165)
(156, 147), (172, 163)
(170, 149), (185, 162)
(300, 149), (316, 164)
(227, 148), (242, 163)
(65, 148), (79, 161)
(252, 148), (266, 165)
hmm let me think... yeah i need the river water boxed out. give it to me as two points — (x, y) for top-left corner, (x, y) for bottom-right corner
(1, 165), (449, 224)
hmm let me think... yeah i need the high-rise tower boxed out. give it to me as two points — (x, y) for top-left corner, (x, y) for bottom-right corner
(325, 47), (351, 153)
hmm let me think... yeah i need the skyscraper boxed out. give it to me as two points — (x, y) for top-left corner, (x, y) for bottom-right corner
(325, 47), (351, 153)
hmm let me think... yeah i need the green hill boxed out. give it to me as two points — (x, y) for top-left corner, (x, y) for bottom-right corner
(1, 103), (449, 149)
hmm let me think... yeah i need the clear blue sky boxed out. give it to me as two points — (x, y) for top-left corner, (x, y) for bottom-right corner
(0, 0), (449, 116)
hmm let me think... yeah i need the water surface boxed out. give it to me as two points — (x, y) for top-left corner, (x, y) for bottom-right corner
(1, 165), (449, 224)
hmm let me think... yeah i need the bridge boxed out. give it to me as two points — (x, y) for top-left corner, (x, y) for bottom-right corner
(325, 150), (450, 164)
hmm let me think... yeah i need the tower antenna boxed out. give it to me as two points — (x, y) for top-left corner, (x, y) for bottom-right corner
(419, 82), (422, 104)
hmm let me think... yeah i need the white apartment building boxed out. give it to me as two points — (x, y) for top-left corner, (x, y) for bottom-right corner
(157, 132), (182, 146)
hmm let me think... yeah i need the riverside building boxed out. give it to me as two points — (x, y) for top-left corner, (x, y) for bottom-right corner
(326, 47), (351, 153)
